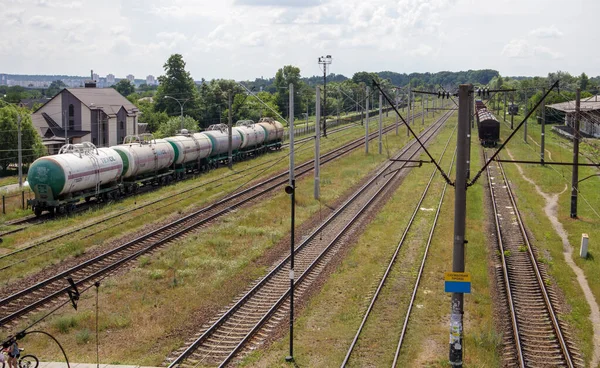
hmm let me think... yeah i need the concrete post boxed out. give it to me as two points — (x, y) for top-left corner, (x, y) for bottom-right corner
(365, 86), (369, 154)
(541, 88), (545, 165)
(315, 86), (320, 200)
(379, 92), (383, 154)
(571, 88), (581, 218)
(228, 91), (233, 170)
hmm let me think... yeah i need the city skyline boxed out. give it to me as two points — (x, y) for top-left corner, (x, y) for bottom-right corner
(1, 0), (598, 80)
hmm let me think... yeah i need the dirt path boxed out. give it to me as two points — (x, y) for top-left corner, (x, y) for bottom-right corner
(507, 149), (600, 367)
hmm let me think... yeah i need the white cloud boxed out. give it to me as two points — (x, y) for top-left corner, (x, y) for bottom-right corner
(28, 15), (55, 29)
(533, 46), (563, 59)
(409, 44), (434, 57)
(530, 25), (563, 39)
(502, 39), (531, 58)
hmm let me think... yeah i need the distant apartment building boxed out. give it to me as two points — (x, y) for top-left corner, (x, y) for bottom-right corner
(127, 74), (135, 83)
(92, 73), (99, 82)
(146, 75), (156, 85)
(106, 74), (115, 85)
(0, 74), (7, 85)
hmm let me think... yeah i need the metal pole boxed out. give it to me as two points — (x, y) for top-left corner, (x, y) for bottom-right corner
(180, 103), (184, 130)
(510, 92), (514, 130)
(64, 110), (67, 146)
(541, 88), (545, 165)
(228, 91), (233, 170)
(17, 114), (22, 188)
(504, 93), (507, 122)
(365, 86), (369, 154)
(395, 89), (399, 135)
(285, 82), (295, 363)
(421, 94), (425, 125)
(378, 92), (383, 154)
(467, 96), (472, 179)
(524, 98), (528, 143)
(315, 86), (320, 200)
(407, 86), (411, 137)
(449, 84), (470, 367)
(323, 65), (327, 137)
(570, 88), (581, 218)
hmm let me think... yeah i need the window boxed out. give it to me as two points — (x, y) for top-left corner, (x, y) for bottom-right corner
(68, 104), (75, 130)
(120, 121), (124, 130)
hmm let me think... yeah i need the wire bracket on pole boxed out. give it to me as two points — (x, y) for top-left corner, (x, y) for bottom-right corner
(372, 79), (454, 186)
(468, 80), (560, 187)
(66, 277), (80, 310)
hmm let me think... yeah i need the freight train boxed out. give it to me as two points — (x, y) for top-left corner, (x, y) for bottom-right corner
(475, 100), (500, 147)
(27, 118), (284, 216)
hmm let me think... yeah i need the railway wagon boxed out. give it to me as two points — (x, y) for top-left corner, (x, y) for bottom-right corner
(27, 117), (286, 216)
(27, 143), (124, 216)
(475, 100), (500, 147)
(164, 130), (213, 177)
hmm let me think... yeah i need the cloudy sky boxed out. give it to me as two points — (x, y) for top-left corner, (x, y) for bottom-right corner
(1, 0), (598, 81)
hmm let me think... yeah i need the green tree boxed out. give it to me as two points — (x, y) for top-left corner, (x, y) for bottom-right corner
(580, 72), (589, 90)
(113, 79), (135, 97)
(154, 115), (199, 138)
(0, 106), (45, 173)
(137, 101), (169, 133)
(154, 54), (200, 120)
(273, 65), (304, 119)
(45, 80), (67, 98)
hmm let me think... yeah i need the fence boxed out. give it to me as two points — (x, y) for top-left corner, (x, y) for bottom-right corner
(1, 189), (34, 215)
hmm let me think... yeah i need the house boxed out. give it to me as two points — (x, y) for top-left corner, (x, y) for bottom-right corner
(547, 95), (600, 138)
(19, 98), (51, 110)
(31, 83), (140, 154)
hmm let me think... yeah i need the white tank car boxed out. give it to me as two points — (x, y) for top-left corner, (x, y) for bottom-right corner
(112, 135), (175, 179)
(27, 143), (123, 198)
(164, 130), (213, 165)
(257, 117), (284, 143)
(234, 121), (266, 149)
(202, 124), (242, 156)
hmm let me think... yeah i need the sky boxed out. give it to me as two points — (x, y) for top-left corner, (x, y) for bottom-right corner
(1, 0), (598, 81)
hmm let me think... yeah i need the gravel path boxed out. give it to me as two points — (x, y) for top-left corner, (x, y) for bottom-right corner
(507, 149), (600, 367)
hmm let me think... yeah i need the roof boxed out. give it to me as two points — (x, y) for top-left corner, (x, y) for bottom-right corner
(548, 95), (600, 113)
(65, 88), (139, 116)
(19, 98), (51, 109)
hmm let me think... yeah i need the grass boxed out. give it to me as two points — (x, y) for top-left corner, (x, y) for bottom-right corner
(14, 111), (437, 365)
(245, 111), (498, 366)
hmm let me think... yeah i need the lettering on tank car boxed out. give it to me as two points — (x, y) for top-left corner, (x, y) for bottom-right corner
(100, 157), (116, 164)
(34, 166), (49, 182)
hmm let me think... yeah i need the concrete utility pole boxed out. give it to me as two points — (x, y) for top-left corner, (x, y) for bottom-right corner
(285, 82), (296, 363)
(378, 92), (383, 154)
(570, 88), (581, 218)
(228, 91), (233, 170)
(449, 84), (471, 367)
(17, 114), (22, 188)
(524, 99), (528, 143)
(541, 88), (545, 165)
(315, 86), (321, 200)
(365, 86), (369, 154)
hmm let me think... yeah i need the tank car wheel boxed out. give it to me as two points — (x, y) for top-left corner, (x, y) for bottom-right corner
(84, 196), (91, 203)
(33, 206), (43, 217)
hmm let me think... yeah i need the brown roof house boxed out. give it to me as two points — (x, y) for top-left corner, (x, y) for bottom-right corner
(31, 83), (140, 154)
(548, 95), (600, 138)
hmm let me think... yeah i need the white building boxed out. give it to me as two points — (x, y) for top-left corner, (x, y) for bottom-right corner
(146, 75), (156, 85)
(106, 74), (115, 85)
(127, 74), (135, 83)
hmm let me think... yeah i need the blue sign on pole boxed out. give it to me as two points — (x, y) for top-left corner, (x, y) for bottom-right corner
(444, 272), (471, 294)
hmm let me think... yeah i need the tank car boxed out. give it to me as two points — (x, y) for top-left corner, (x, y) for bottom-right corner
(203, 124), (242, 165)
(164, 130), (213, 177)
(475, 100), (500, 147)
(256, 117), (284, 149)
(232, 120), (267, 158)
(27, 143), (123, 215)
(111, 134), (176, 188)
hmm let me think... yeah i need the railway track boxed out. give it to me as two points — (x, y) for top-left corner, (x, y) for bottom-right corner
(0, 109), (432, 327)
(0, 113), (411, 272)
(341, 118), (456, 367)
(485, 150), (584, 367)
(165, 110), (453, 368)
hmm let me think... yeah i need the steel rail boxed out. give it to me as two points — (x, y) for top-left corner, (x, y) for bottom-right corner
(340, 110), (455, 367)
(168, 108), (449, 368)
(485, 150), (525, 367)
(495, 154), (574, 368)
(0, 109), (428, 327)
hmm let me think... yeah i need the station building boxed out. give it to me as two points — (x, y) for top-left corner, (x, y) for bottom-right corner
(547, 95), (600, 138)
(31, 82), (140, 154)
